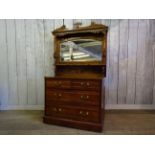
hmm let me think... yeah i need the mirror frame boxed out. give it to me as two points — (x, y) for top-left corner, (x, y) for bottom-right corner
(52, 22), (108, 66)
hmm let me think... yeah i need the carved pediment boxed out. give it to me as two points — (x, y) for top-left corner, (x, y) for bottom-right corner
(52, 22), (108, 37)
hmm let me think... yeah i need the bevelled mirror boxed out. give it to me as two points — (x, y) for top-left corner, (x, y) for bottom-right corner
(52, 22), (108, 66)
(60, 38), (102, 62)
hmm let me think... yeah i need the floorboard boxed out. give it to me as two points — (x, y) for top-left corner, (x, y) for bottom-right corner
(0, 110), (155, 135)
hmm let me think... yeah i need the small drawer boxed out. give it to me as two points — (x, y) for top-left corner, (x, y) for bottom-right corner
(46, 78), (71, 89)
(45, 105), (100, 123)
(71, 80), (101, 91)
(46, 90), (100, 106)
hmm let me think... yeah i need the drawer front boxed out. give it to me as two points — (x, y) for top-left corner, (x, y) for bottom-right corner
(45, 105), (100, 123)
(45, 78), (102, 91)
(71, 80), (101, 91)
(46, 90), (100, 106)
(46, 79), (71, 89)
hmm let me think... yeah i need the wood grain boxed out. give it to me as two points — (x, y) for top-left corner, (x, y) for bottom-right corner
(35, 20), (45, 105)
(135, 20), (154, 105)
(44, 19), (55, 77)
(151, 20), (155, 104)
(108, 19), (120, 104)
(64, 19), (73, 29)
(81, 19), (91, 26)
(126, 19), (139, 104)
(92, 19), (102, 24)
(6, 19), (18, 105)
(73, 19), (82, 24)
(0, 20), (9, 106)
(0, 19), (155, 109)
(54, 19), (63, 29)
(15, 19), (27, 105)
(118, 19), (128, 104)
(25, 20), (36, 105)
(101, 19), (111, 105)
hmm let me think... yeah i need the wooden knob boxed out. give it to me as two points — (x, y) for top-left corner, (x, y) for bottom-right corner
(86, 82), (90, 86)
(58, 93), (62, 97)
(80, 95), (83, 99)
(86, 112), (89, 115)
(58, 108), (62, 112)
(79, 111), (83, 115)
(80, 82), (84, 86)
(86, 95), (89, 99)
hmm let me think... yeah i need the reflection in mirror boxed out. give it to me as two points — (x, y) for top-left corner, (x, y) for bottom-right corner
(60, 39), (102, 62)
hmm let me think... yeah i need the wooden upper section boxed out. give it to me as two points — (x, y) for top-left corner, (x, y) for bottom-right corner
(52, 22), (108, 78)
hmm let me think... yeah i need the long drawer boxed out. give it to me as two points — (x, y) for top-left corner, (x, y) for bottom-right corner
(45, 105), (100, 123)
(45, 78), (101, 91)
(45, 89), (100, 106)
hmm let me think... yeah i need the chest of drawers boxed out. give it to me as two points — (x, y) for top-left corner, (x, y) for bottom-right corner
(43, 77), (104, 132)
(43, 23), (108, 132)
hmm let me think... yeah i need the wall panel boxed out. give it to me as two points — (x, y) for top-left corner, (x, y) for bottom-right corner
(6, 19), (18, 105)
(101, 19), (111, 105)
(25, 19), (37, 105)
(44, 19), (55, 77)
(81, 19), (91, 26)
(0, 20), (9, 107)
(0, 19), (155, 110)
(117, 19), (128, 104)
(64, 19), (73, 29)
(108, 19), (120, 105)
(151, 20), (155, 104)
(15, 19), (28, 106)
(126, 19), (139, 105)
(135, 20), (154, 105)
(35, 19), (45, 105)
(54, 19), (63, 29)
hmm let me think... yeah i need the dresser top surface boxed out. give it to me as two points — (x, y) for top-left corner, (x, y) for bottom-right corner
(45, 76), (103, 80)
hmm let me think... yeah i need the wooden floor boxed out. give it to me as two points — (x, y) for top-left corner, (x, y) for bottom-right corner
(0, 110), (155, 135)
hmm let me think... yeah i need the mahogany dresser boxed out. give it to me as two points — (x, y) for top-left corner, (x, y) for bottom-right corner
(43, 22), (108, 132)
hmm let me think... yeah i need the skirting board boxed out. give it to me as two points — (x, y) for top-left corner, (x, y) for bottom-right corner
(105, 104), (155, 110)
(0, 104), (44, 110)
(1, 104), (155, 110)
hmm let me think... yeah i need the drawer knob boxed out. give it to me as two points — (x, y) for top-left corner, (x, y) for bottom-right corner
(58, 81), (62, 85)
(86, 82), (90, 86)
(80, 95), (84, 99)
(86, 95), (89, 99)
(79, 111), (83, 115)
(86, 112), (89, 115)
(58, 108), (62, 112)
(80, 82), (84, 86)
(58, 93), (62, 97)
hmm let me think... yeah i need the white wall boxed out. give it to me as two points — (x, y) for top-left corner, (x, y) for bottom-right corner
(0, 19), (155, 110)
